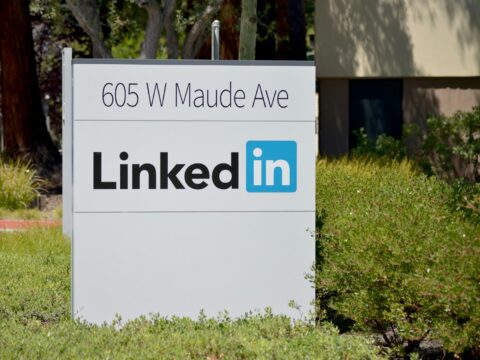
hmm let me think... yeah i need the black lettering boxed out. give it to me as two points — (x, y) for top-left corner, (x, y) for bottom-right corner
(132, 163), (157, 189)
(252, 83), (266, 108)
(175, 83), (191, 107)
(120, 151), (128, 189)
(212, 153), (239, 189)
(93, 152), (116, 189)
(265, 89), (277, 107)
(277, 90), (289, 108)
(120, 164), (128, 189)
(219, 81), (232, 108)
(160, 152), (185, 189)
(193, 89), (204, 107)
(206, 89), (218, 108)
(184, 163), (209, 189)
(234, 89), (245, 108)
(146, 83), (167, 107)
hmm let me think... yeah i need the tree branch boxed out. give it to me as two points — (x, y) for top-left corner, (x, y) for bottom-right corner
(65, 0), (112, 58)
(182, 0), (223, 59)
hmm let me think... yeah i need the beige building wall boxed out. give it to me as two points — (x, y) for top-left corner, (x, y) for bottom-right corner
(403, 78), (480, 141)
(315, 0), (480, 78)
(404, 78), (480, 121)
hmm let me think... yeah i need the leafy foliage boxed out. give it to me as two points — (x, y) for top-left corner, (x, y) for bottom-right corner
(422, 106), (480, 183)
(351, 106), (480, 225)
(350, 128), (406, 161)
(315, 158), (480, 357)
(447, 180), (480, 226)
(0, 160), (41, 210)
(31, 0), (93, 145)
(0, 228), (382, 359)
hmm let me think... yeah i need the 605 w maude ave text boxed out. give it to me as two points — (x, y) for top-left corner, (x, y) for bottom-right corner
(101, 81), (290, 109)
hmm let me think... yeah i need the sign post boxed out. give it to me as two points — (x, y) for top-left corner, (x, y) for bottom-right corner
(211, 20), (220, 60)
(63, 53), (315, 324)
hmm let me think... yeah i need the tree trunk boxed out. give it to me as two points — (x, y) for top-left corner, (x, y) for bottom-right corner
(276, 0), (306, 60)
(256, 0), (276, 59)
(0, 0), (60, 172)
(139, 0), (164, 59)
(164, 0), (179, 59)
(66, 0), (111, 58)
(288, 0), (306, 60)
(182, 0), (223, 59)
(239, 0), (257, 60)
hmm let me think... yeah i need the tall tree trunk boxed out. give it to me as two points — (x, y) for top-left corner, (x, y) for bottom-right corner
(164, 0), (179, 59)
(288, 0), (306, 60)
(256, 0), (276, 59)
(66, 0), (111, 58)
(0, 0), (60, 171)
(276, 0), (306, 60)
(139, 0), (164, 59)
(239, 0), (257, 60)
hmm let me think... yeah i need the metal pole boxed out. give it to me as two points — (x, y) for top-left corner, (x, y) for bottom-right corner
(62, 48), (73, 239)
(211, 20), (220, 60)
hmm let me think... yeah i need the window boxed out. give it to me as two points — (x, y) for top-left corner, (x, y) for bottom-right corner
(349, 79), (403, 149)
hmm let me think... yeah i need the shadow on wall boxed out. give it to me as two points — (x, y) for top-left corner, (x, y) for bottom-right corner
(316, 0), (480, 76)
(403, 78), (480, 180)
(410, 0), (480, 74)
(403, 78), (480, 147)
(316, 0), (416, 76)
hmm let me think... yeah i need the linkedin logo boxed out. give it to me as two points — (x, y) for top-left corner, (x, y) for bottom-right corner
(246, 141), (297, 193)
(92, 140), (297, 193)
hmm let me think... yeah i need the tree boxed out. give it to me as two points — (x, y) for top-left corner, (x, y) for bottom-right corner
(65, 0), (112, 57)
(195, 0), (241, 60)
(66, 0), (223, 60)
(255, 0), (276, 60)
(0, 0), (60, 173)
(239, 0), (257, 59)
(31, 0), (92, 145)
(182, 0), (223, 59)
(276, 0), (306, 60)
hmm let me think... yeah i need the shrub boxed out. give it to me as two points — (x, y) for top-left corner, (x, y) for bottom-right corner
(0, 160), (41, 210)
(447, 180), (480, 226)
(315, 158), (480, 357)
(0, 228), (383, 359)
(351, 128), (406, 161)
(422, 106), (480, 183)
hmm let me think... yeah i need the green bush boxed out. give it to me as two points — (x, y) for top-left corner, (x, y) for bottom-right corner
(0, 160), (40, 210)
(0, 228), (383, 359)
(422, 106), (480, 183)
(447, 180), (480, 226)
(350, 128), (406, 161)
(315, 158), (480, 357)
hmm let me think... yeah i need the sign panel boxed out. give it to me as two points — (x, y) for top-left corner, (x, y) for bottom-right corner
(68, 59), (315, 324)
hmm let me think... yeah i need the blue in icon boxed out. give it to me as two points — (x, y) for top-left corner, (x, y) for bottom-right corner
(246, 141), (297, 193)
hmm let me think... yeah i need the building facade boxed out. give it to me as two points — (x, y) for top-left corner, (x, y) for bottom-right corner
(315, 0), (480, 156)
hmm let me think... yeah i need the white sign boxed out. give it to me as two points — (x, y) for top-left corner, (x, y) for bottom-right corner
(64, 56), (315, 324)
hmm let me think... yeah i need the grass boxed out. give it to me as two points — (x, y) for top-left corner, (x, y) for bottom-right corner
(0, 227), (383, 359)
(0, 208), (62, 220)
(0, 160), (41, 210)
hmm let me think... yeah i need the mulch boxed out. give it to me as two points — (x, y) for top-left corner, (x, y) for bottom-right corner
(0, 219), (61, 231)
